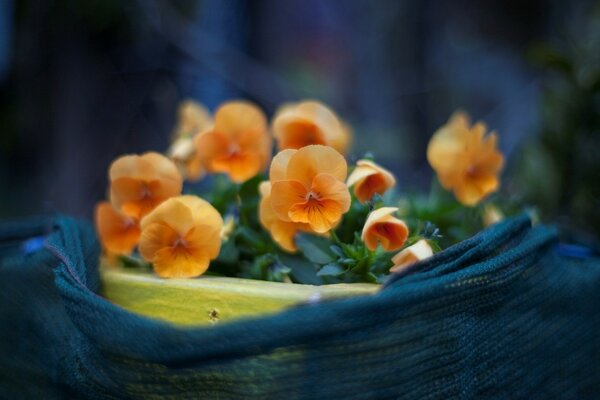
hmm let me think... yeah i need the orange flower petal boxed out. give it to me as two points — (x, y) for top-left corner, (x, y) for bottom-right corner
(427, 111), (504, 206)
(448, 110), (471, 130)
(174, 100), (212, 136)
(258, 182), (276, 228)
(258, 180), (307, 252)
(109, 153), (182, 218)
(152, 246), (210, 279)
(346, 163), (378, 187)
(288, 201), (334, 233)
(169, 136), (195, 162)
(275, 119), (326, 149)
(184, 225), (222, 260)
(361, 207), (409, 251)
(269, 221), (301, 252)
(110, 152), (181, 182)
(286, 145), (347, 187)
(111, 178), (174, 219)
(213, 101), (267, 140)
(346, 160), (396, 203)
(272, 100), (348, 153)
(185, 154), (205, 181)
(168, 136), (206, 182)
(390, 239), (433, 273)
(140, 196), (194, 236)
(269, 149), (297, 181)
(287, 176), (348, 233)
(138, 222), (179, 262)
(195, 101), (271, 182)
(195, 130), (230, 170)
(212, 152), (262, 183)
(138, 196), (223, 278)
(267, 146), (350, 234)
(95, 202), (140, 255)
(311, 173), (351, 215)
(271, 180), (308, 222)
(453, 175), (499, 206)
(258, 181), (272, 198)
(333, 120), (352, 155)
(235, 127), (272, 172)
(427, 123), (470, 175)
(182, 195), (224, 231)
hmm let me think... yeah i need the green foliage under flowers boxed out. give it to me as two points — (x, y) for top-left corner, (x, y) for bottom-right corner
(194, 173), (454, 285)
(115, 164), (514, 284)
(113, 154), (517, 284)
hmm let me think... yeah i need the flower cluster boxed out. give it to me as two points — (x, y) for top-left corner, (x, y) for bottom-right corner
(95, 152), (223, 278)
(96, 99), (505, 282)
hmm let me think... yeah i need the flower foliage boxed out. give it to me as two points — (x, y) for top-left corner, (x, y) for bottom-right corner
(95, 99), (508, 284)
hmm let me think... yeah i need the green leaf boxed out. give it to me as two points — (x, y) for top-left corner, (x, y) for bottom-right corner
(317, 263), (345, 277)
(329, 245), (345, 257)
(238, 175), (263, 199)
(118, 254), (151, 270)
(268, 264), (292, 283)
(278, 254), (322, 285)
(216, 238), (239, 264)
(295, 233), (335, 264)
(428, 240), (442, 253)
(237, 226), (264, 249)
(528, 44), (573, 77)
(365, 272), (379, 283)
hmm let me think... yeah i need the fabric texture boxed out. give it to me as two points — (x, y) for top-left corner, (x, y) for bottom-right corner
(0, 214), (599, 399)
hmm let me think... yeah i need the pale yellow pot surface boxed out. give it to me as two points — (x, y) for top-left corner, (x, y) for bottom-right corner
(101, 267), (380, 326)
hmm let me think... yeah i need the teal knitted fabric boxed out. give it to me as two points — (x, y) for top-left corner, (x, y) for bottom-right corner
(0, 215), (598, 399)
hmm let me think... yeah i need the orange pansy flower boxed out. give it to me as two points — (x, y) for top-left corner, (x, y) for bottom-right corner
(259, 181), (313, 252)
(194, 101), (271, 183)
(272, 100), (351, 154)
(269, 145), (351, 233)
(168, 136), (206, 182)
(109, 152), (183, 219)
(173, 99), (212, 136)
(95, 201), (140, 255)
(347, 159), (396, 203)
(139, 195), (223, 278)
(168, 100), (212, 182)
(389, 239), (433, 273)
(361, 207), (409, 251)
(427, 111), (504, 206)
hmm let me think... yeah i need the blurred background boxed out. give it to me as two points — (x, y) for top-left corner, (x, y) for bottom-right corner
(0, 0), (598, 239)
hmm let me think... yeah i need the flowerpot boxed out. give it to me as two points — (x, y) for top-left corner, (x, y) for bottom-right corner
(3, 215), (600, 398)
(101, 266), (379, 326)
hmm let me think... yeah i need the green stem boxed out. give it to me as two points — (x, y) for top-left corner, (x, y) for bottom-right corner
(362, 248), (375, 282)
(330, 229), (342, 245)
